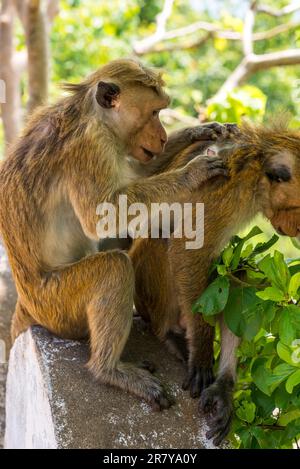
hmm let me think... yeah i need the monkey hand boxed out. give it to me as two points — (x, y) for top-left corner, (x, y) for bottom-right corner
(185, 122), (238, 143)
(186, 154), (228, 188)
(182, 365), (214, 398)
(199, 375), (234, 446)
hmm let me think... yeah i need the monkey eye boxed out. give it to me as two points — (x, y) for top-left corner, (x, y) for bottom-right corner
(265, 165), (291, 184)
(266, 172), (283, 183)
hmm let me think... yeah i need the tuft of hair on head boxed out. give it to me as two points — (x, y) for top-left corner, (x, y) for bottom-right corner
(59, 82), (90, 99)
(60, 59), (168, 101)
(96, 58), (166, 91)
(235, 112), (295, 147)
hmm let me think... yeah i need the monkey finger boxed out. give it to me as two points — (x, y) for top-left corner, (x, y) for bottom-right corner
(150, 392), (172, 411)
(183, 367), (214, 398)
(223, 123), (239, 135)
(205, 168), (229, 180)
(206, 416), (232, 446)
(182, 375), (192, 391)
(140, 359), (156, 374)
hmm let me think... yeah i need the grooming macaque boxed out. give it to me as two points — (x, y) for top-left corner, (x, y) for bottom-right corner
(130, 121), (300, 443)
(0, 59), (230, 409)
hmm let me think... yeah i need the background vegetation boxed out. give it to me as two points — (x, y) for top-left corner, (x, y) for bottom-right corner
(0, 0), (300, 448)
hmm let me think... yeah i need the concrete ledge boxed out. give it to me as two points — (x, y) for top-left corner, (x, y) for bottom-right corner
(4, 323), (216, 449)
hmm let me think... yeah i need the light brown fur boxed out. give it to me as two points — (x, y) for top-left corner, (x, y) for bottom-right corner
(130, 121), (300, 439)
(0, 59), (227, 409)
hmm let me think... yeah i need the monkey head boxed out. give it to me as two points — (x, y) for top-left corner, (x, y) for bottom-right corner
(232, 122), (300, 239)
(93, 59), (169, 164)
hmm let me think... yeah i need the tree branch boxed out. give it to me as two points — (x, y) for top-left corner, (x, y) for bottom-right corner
(257, 3), (300, 17)
(144, 32), (212, 53)
(134, 18), (300, 55)
(254, 20), (300, 40)
(211, 49), (300, 102)
(47, 0), (59, 22)
(243, 1), (256, 56)
(134, 0), (174, 55)
(0, 0), (22, 149)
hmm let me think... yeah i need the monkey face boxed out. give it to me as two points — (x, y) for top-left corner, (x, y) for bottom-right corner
(96, 80), (169, 164)
(263, 150), (300, 237)
(270, 208), (300, 238)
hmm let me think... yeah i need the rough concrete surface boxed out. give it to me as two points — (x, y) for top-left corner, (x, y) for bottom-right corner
(5, 323), (217, 449)
(0, 241), (17, 449)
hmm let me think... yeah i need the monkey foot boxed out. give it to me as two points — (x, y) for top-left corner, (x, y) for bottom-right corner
(182, 366), (214, 398)
(199, 377), (234, 446)
(141, 374), (172, 412)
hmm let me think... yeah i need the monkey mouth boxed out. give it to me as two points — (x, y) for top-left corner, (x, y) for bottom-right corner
(274, 226), (300, 237)
(141, 147), (155, 161)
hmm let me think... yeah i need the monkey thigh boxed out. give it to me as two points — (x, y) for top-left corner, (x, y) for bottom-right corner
(21, 251), (135, 348)
(130, 238), (180, 340)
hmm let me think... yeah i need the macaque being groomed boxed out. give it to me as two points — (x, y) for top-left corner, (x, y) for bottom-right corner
(0, 59), (230, 409)
(130, 121), (300, 441)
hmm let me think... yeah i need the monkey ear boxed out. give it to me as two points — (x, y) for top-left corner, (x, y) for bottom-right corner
(96, 81), (120, 109)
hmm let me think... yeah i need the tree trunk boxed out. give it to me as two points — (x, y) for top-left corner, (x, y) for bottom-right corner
(0, 0), (21, 151)
(25, 0), (49, 113)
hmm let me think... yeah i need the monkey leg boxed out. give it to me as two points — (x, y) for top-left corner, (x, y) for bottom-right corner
(22, 251), (170, 410)
(169, 240), (215, 398)
(130, 239), (186, 362)
(200, 314), (240, 446)
(11, 300), (37, 342)
(181, 309), (215, 398)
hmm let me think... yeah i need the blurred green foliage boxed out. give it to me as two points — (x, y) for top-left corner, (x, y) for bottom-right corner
(47, 0), (300, 122)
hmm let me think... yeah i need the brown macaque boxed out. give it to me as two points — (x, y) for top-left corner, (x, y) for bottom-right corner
(130, 121), (300, 443)
(0, 59), (229, 409)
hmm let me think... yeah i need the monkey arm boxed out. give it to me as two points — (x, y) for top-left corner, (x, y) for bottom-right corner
(147, 122), (237, 176)
(68, 154), (226, 241)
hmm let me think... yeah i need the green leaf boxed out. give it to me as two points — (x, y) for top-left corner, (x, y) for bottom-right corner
(237, 427), (253, 448)
(236, 400), (256, 423)
(231, 226), (262, 270)
(262, 301), (277, 324)
(251, 234), (279, 257)
(222, 246), (234, 266)
(284, 304), (300, 329)
(256, 286), (285, 302)
(243, 226), (263, 241)
(217, 264), (227, 276)
(251, 386), (275, 418)
(277, 341), (300, 367)
(288, 273), (300, 299)
(252, 358), (295, 396)
(286, 369), (300, 394)
(283, 419), (300, 440)
(202, 314), (217, 327)
(251, 425), (275, 449)
(223, 287), (260, 337)
(279, 409), (300, 426)
(247, 269), (266, 282)
(291, 238), (300, 250)
(259, 252), (290, 294)
(279, 309), (296, 345)
(192, 276), (230, 316)
(241, 243), (253, 258)
(274, 251), (291, 293)
(274, 385), (291, 409)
